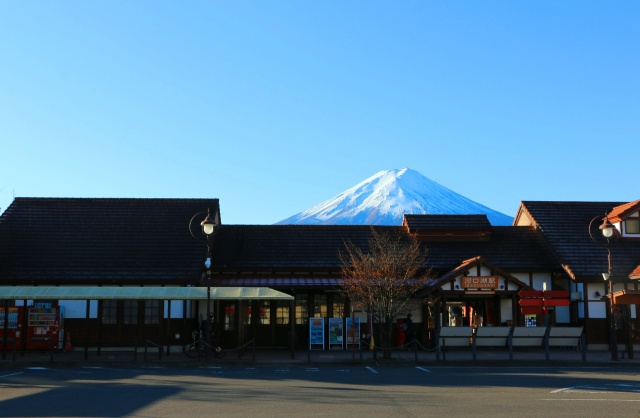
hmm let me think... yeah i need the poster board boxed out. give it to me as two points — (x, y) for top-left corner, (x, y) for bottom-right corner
(346, 317), (360, 349)
(328, 318), (344, 350)
(309, 317), (325, 350)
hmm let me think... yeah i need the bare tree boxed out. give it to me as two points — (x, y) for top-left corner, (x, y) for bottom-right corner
(340, 227), (430, 359)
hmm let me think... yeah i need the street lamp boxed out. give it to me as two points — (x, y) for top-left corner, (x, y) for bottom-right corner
(590, 214), (618, 361)
(190, 209), (216, 358)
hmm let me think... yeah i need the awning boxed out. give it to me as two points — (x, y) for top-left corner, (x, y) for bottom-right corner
(0, 286), (293, 301)
(611, 290), (640, 305)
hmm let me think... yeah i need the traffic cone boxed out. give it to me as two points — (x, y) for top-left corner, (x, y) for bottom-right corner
(63, 332), (73, 352)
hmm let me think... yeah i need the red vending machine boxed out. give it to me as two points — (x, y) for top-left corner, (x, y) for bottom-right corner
(26, 302), (63, 350)
(0, 307), (22, 350)
(0, 303), (63, 351)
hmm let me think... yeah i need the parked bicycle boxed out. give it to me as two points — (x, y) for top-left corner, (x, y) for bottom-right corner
(183, 330), (226, 358)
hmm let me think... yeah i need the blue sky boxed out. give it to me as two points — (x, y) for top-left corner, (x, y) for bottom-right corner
(1, 2), (638, 224)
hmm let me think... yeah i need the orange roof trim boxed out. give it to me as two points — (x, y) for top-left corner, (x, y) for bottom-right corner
(607, 199), (640, 223)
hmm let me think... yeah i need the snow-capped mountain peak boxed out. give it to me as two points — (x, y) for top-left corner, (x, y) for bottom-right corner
(276, 168), (513, 226)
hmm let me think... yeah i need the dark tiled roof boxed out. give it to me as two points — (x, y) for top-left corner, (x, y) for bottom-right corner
(1, 200), (560, 289)
(519, 201), (640, 281)
(0, 198), (219, 285)
(421, 226), (559, 273)
(211, 225), (392, 271)
(403, 214), (491, 231)
(211, 224), (558, 276)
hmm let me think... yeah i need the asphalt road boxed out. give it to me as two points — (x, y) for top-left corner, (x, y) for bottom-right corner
(1, 365), (640, 417)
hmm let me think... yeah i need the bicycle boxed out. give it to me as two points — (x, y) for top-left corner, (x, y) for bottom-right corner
(183, 330), (226, 359)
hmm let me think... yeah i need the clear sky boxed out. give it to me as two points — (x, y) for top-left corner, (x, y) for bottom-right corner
(1, 2), (638, 224)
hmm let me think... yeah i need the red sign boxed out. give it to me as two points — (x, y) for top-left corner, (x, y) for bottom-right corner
(519, 299), (544, 307)
(542, 299), (571, 307)
(519, 290), (543, 298)
(518, 290), (570, 299)
(519, 298), (571, 307)
(521, 307), (548, 315)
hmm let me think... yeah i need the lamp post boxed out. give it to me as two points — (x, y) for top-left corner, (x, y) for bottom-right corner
(191, 209), (216, 358)
(591, 214), (618, 361)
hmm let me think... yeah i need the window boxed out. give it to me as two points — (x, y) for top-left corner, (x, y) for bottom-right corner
(224, 304), (235, 331)
(123, 300), (138, 325)
(243, 306), (252, 325)
(102, 300), (117, 325)
(276, 301), (289, 325)
(144, 300), (160, 324)
(259, 301), (271, 325)
(625, 218), (640, 234)
(332, 295), (345, 318)
(313, 295), (327, 318)
(295, 294), (308, 325)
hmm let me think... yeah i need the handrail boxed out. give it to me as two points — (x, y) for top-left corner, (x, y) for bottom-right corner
(144, 339), (163, 361)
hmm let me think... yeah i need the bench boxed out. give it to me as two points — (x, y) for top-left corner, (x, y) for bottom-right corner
(511, 327), (546, 347)
(438, 327), (473, 347)
(474, 327), (511, 347)
(549, 326), (583, 349)
(435, 326), (587, 362)
(437, 327), (472, 360)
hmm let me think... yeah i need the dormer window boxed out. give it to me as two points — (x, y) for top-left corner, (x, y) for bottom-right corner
(624, 214), (640, 235)
(603, 200), (640, 238)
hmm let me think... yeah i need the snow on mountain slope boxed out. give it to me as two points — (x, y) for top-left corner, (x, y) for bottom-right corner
(276, 168), (514, 226)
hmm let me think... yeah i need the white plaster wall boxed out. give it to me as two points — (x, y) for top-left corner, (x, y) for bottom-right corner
(479, 265), (492, 276)
(531, 272), (552, 290)
(589, 301), (607, 318)
(511, 273), (530, 286)
(500, 299), (513, 323)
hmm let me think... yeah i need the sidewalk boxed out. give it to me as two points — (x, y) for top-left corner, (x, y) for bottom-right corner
(2, 346), (639, 368)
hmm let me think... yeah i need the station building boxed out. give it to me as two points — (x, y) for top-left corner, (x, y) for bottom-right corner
(1, 197), (639, 355)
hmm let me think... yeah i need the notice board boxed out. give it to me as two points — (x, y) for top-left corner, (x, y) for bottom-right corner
(309, 317), (325, 350)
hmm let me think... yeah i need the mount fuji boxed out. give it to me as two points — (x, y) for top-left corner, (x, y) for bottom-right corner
(277, 168), (514, 226)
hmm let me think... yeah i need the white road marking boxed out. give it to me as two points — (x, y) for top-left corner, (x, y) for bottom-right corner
(365, 366), (378, 374)
(0, 372), (23, 378)
(416, 367), (431, 373)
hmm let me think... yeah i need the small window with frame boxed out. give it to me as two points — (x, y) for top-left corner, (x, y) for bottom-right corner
(625, 217), (640, 235)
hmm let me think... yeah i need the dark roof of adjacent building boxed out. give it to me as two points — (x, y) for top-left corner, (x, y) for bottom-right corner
(516, 201), (640, 282)
(0, 197), (219, 285)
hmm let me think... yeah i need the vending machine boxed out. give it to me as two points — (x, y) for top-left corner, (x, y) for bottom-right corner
(0, 303), (64, 351)
(0, 306), (21, 350)
(26, 302), (63, 350)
